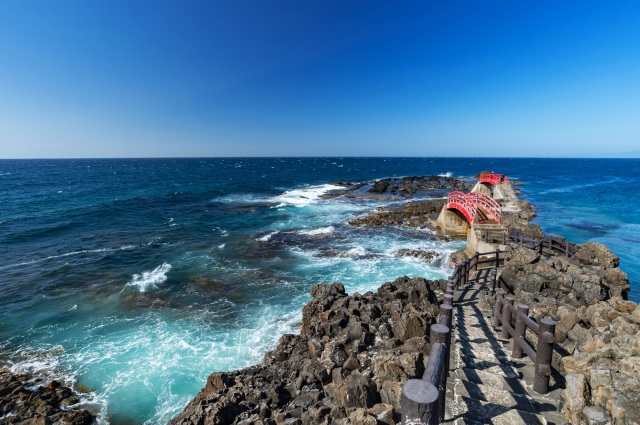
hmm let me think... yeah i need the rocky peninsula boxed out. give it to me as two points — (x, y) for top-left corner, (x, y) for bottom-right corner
(168, 173), (640, 425)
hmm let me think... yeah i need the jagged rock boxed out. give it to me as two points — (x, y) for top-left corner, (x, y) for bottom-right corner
(0, 368), (95, 424)
(394, 249), (439, 263)
(348, 199), (446, 229)
(562, 373), (589, 423)
(169, 276), (443, 424)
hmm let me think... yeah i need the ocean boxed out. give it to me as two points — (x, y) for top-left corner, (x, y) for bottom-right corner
(1, 157), (638, 424)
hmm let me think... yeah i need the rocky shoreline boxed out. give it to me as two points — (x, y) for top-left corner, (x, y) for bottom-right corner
(169, 277), (448, 425)
(0, 367), (95, 425)
(169, 174), (640, 425)
(4, 174), (638, 424)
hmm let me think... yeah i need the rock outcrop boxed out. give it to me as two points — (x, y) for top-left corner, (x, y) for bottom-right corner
(496, 242), (638, 424)
(348, 200), (446, 230)
(169, 276), (446, 425)
(325, 176), (473, 202)
(0, 368), (95, 424)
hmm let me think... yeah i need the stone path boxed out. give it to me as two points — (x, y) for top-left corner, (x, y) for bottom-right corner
(443, 276), (568, 425)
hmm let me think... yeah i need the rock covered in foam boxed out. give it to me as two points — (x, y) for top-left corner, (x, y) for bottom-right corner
(168, 276), (446, 425)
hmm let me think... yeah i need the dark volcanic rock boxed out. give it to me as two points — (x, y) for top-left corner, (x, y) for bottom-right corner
(325, 175), (473, 201)
(363, 176), (471, 196)
(349, 199), (446, 230)
(0, 368), (95, 424)
(169, 276), (445, 425)
(394, 249), (439, 263)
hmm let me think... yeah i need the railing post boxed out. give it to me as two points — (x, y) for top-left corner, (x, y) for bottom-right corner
(538, 239), (543, 255)
(492, 291), (505, 328)
(464, 260), (470, 284)
(533, 318), (556, 394)
(443, 293), (453, 308)
(495, 248), (500, 268)
(439, 304), (453, 422)
(512, 304), (530, 358)
(489, 269), (496, 297)
(429, 324), (449, 423)
(500, 297), (514, 339)
(502, 231), (506, 245)
(474, 253), (479, 272)
(439, 304), (453, 349)
(401, 379), (439, 425)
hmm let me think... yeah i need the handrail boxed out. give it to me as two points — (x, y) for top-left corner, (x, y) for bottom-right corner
(401, 286), (455, 424)
(491, 290), (556, 394)
(479, 228), (577, 258)
(468, 192), (502, 224)
(402, 249), (558, 423)
(447, 191), (476, 223)
(447, 191), (502, 224)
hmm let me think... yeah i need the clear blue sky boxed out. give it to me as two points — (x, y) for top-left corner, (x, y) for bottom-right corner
(1, 1), (639, 158)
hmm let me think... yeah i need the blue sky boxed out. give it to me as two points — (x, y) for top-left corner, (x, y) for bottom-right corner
(1, 1), (639, 158)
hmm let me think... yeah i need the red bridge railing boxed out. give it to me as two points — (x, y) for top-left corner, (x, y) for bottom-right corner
(447, 191), (501, 224)
(469, 192), (502, 224)
(479, 172), (510, 186)
(447, 191), (476, 223)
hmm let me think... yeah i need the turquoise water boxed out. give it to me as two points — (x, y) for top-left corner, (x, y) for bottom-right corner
(0, 158), (638, 423)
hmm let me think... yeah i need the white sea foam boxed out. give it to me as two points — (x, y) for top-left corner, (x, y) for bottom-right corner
(256, 231), (279, 241)
(218, 244), (226, 249)
(274, 184), (342, 207)
(298, 226), (335, 236)
(126, 263), (172, 292)
(438, 172), (453, 177)
(346, 245), (368, 257)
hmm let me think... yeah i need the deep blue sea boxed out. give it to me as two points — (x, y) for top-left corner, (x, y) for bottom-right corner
(1, 157), (638, 424)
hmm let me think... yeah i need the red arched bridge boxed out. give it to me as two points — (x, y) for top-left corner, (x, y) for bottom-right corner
(447, 191), (502, 224)
(479, 172), (510, 186)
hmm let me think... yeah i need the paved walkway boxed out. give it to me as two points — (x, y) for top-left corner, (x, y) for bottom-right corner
(443, 275), (567, 425)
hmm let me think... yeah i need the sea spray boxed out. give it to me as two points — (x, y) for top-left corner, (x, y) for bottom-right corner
(126, 263), (172, 292)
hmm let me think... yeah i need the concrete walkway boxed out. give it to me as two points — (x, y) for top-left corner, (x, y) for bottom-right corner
(443, 277), (568, 424)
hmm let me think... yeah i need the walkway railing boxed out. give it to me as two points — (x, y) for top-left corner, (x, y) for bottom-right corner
(469, 192), (502, 224)
(401, 249), (559, 424)
(401, 283), (454, 425)
(491, 291), (556, 394)
(479, 228), (577, 258)
(447, 192), (502, 224)
(447, 191), (476, 223)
